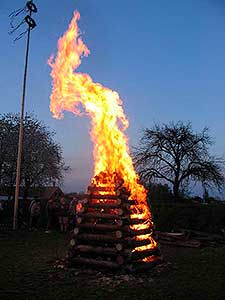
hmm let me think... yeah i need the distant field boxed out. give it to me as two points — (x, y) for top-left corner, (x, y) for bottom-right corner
(0, 231), (225, 300)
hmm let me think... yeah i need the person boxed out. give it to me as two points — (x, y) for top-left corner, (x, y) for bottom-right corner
(0, 201), (3, 212)
(18, 205), (28, 229)
(68, 196), (77, 229)
(45, 198), (55, 233)
(58, 197), (69, 233)
(29, 199), (41, 231)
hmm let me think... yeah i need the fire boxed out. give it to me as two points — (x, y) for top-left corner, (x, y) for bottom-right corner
(49, 11), (157, 255)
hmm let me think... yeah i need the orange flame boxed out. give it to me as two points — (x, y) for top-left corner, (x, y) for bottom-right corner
(49, 11), (157, 253)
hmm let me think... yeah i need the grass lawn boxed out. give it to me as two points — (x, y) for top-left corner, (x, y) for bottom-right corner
(0, 231), (225, 300)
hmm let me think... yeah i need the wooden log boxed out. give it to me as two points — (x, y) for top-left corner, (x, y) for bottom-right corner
(89, 194), (118, 200)
(76, 217), (83, 224)
(127, 227), (152, 237)
(86, 195), (136, 205)
(77, 212), (129, 220)
(116, 219), (124, 226)
(78, 213), (148, 223)
(155, 231), (185, 239)
(117, 208), (124, 216)
(73, 245), (122, 256)
(131, 248), (161, 261)
(85, 201), (132, 210)
(73, 245), (133, 262)
(77, 231), (123, 242)
(71, 257), (120, 269)
(116, 243), (123, 251)
(89, 194), (119, 200)
(76, 223), (151, 234)
(80, 198), (89, 204)
(116, 230), (123, 238)
(85, 202), (122, 209)
(70, 239), (76, 246)
(74, 224), (152, 238)
(127, 238), (152, 248)
(129, 218), (149, 225)
(76, 223), (151, 235)
(127, 258), (162, 272)
(74, 231), (153, 248)
(78, 207), (86, 213)
(182, 229), (225, 242)
(88, 186), (112, 192)
(76, 223), (123, 231)
(116, 255), (125, 265)
(159, 239), (201, 248)
(84, 205), (127, 214)
(73, 228), (79, 235)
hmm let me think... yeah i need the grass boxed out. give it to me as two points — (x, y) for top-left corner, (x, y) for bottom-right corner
(0, 231), (225, 300)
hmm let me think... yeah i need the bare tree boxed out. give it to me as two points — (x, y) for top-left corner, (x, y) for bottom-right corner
(0, 113), (69, 199)
(133, 122), (225, 200)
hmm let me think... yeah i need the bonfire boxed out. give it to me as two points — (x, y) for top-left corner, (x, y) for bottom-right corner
(49, 11), (161, 271)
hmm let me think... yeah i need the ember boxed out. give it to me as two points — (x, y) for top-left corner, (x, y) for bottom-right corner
(49, 11), (161, 271)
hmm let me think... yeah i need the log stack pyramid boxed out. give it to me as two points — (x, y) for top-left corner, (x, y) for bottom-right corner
(68, 173), (162, 272)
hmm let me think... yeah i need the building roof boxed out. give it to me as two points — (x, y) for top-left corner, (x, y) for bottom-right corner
(0, 186), (64, 200)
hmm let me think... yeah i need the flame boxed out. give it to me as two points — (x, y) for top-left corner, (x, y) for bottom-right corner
(49, 11), (157, 253)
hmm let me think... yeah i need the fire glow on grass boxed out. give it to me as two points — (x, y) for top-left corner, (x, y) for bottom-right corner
(49, 11), (157, 254)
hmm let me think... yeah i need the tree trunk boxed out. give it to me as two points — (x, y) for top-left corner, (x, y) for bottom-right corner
(173, 179), (180, 201)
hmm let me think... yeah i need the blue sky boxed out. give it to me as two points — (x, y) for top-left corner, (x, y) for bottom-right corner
(1, 0), (225, 195)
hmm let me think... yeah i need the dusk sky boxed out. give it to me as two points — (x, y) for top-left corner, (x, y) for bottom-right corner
(1, 0), (225, 194)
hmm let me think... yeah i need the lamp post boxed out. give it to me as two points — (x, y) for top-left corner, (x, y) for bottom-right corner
(12, 1), (37, 230)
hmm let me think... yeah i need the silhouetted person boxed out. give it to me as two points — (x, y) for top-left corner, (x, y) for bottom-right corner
(29, 200), (41, 231)
(45, 198), (55, 233)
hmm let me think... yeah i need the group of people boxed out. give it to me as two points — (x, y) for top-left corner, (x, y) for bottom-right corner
(29, 196), (77, 233)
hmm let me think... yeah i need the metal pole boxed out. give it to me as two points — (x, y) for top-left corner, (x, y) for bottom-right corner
(13, 13), (32, 230)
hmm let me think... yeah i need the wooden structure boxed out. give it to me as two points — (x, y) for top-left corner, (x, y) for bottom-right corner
(68, 183), (161, 272)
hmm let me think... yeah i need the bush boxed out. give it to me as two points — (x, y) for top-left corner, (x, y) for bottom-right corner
(150, 201), (225, 233)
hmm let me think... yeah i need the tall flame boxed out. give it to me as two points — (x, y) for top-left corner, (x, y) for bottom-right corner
(49, 11), (156, 249)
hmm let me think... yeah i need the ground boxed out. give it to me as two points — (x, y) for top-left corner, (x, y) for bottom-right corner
(0, 231), (225, 300)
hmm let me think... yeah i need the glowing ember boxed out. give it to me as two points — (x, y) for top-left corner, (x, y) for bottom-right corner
(48, 11), (157, 256)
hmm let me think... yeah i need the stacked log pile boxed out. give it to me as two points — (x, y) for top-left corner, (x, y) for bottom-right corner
(155, 230), (225, 248)
(68, 184), (161, 272)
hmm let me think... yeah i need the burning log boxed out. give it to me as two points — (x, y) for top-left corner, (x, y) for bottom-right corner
(128, 258), (162, 273)
(83, 201), (132, 210)
(127, 227), (152, 237)
(126, 238), (153, 248)
(129, 218), (149, 225)
(77, 212), (128, 220)
(86, 202), (122, 209)
(88, 186), (115, 192)
(88, 195), (136, 205)
(131, 248), (161, 261)
(87, 194), (119, 200)
(75, 223), (151, 236)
